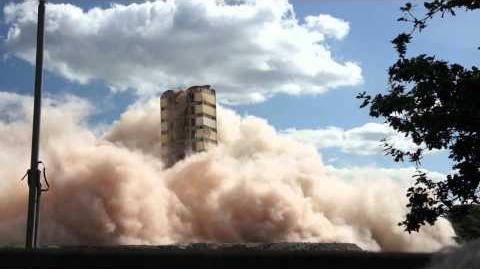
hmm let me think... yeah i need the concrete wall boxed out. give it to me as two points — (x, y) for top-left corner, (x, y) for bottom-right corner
(161, 86), (217, 167)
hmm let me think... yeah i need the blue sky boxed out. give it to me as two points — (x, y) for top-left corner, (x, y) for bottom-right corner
(1, 0), (478, 174)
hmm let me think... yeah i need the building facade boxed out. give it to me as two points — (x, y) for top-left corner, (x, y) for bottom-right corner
(161, 85), (217, 167)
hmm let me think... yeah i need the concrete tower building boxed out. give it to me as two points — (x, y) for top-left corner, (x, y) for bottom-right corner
(160, 85), (217, 167)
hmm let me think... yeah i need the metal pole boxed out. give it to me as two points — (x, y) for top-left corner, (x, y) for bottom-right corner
(26, 0), (46, 249)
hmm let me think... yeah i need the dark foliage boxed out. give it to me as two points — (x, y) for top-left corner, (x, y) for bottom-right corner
(357, 0), (480, 232)
(448, 205), (480, 242)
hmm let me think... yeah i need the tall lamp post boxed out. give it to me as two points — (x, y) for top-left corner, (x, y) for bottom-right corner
(26, 0), (47, 249)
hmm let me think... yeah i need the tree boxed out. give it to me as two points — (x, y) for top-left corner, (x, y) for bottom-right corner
(448, 205), (480, 242)
(357, 0), (480, 233)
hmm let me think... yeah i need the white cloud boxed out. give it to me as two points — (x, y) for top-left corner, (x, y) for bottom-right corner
(3, 0), (362, 103)
(305, 14), (350, 40)
(283, 122), (437, 156)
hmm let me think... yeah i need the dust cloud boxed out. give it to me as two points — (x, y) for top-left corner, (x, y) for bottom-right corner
(424, 239), (480, 269)
(0, 92), (455, 251)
